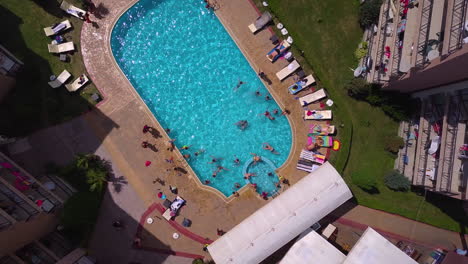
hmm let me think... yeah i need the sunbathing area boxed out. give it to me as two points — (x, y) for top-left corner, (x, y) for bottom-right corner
(1, 0), (467, 263)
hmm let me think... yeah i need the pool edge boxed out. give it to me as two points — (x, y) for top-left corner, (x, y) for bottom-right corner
(105, 0), (253, 203)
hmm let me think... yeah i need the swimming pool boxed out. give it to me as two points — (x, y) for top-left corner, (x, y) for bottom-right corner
(111, 0), (292, 197)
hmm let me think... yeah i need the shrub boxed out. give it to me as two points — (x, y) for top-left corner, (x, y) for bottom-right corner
(384, 136), (404, 154)
(384, 170), (411, 191)
(59, 154), (109, 193)
(354, 42), (368, 59)
(345, 80), (413, 121)
(359, 0), (383, 28)
(192, 259), (205, 264)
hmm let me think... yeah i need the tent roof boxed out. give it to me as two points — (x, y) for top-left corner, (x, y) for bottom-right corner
(280, 229), (346, 264)
(207, 162), (353, 264)
(343, 228), (418, 264)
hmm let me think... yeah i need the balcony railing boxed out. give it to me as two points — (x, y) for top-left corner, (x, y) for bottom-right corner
(0, 181), (39, 222)
(39, 231), (75, 259)
(447, 0), (468, 54)
(15, 242), (57, 264)
(0, 211), (12, 230)
(0, 255), (19, 264)
(415, 0), (434, 68)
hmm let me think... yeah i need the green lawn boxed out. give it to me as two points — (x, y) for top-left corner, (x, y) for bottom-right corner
(257, 0), (465, 232)
(0, 0), (100, 136)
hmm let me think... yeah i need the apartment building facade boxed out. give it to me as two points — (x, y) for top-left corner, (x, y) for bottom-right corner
(359, 0), (468, 200)
(0, 152), (93, 263)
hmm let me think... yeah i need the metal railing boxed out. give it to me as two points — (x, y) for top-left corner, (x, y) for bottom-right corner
(447, 0), (468, 54)
(0, 182), (39, 222)
(415, 0), (435, 68)
(373, 0), (391, 83)
(15, 242), (56, 264)
(0, 212), (12, 231)
(39, 231), (75, 258)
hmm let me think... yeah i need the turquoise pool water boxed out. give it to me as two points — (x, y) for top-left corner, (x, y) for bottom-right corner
(111, 0), (292, 197)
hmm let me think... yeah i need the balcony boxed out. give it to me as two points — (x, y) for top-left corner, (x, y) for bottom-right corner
(39, 231), (75, 259)
(15, 242), (58, 264)
(0, 180), (39, 222)
(0, 255), (19, 264)
(0, 153), (63, 213)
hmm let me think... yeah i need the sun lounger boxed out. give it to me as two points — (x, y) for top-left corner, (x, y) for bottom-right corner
(65, 74), (89, 92)
(266, 40), (290, 62)
(48, 70), (71, 88)
(308, 124), (335, 136)
(248, 12), (272, 33)
(60, 1), (86, 19)
(276, 60), (300, 81)
(307, 136), (334, 148)
(299, 89), (326, 106)
(297, 159), (320, 172)
(428, 136), (440, 155)
(48, 42), (75, 54)
(300, 150), (326, 164)
(162, 208), (173, 220)
(44, 20), (72, 37)
(288, 74), (316, 94)
(304, 110), (332, 120)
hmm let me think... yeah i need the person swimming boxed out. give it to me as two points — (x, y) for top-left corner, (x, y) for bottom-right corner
(233, 156), (240, 165)
(234, 80), (244, 91)
(250, 153), (261, 164)
(263, 143), (280, 154)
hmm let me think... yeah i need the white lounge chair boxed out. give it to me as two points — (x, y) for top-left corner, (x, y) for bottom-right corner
(276, 60), (300, 81)
(44, 20), (72, 37)
(60, 1), (86, 19)
(48, 70), (71, 88)
(288, 74), (316, 94)
(428, 136), (440, 155)
(299, 89), (326, 106)
(304, 110), (332, 120)
(48, 42), (75, 53)
(248, 12), (272, 33)
(65, 74), (89, 92)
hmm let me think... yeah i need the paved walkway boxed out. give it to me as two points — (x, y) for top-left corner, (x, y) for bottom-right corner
(88, 147), (195, 264)
(327, 202), (468, 250)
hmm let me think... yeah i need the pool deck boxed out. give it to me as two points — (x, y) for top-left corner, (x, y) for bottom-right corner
(81, 0), (328, 259)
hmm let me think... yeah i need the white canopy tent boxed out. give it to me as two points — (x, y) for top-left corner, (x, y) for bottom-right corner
(208, 162), (353, 264)
(280, 229), (346, 264)
(280, 227), (418, 264)
(343, 228), (418, 264)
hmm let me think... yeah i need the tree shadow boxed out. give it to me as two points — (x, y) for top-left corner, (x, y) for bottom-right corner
(0, 4), (104, 137)
(92, 3), (110, 20)
(29, 0), (66, 19)
(423, 190), (468, 248)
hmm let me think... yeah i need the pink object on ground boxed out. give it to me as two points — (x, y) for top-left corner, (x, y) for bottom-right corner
(320, 102), (325, 108)
(145, 161), (151, 167)
(0, 162), (13, 169)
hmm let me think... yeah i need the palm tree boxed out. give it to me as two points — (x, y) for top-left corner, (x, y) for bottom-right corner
(86, 168), (107, 192)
